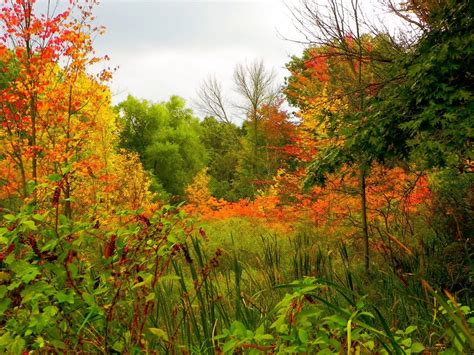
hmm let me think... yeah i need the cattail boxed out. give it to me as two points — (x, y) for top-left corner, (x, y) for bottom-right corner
(171, 243), (180, 256)
(156, 222), (164, 232)
(65, 250), (77, 264)
(52, 186), (61, 206)
(103, 234), (117, 259)
(199, 227), (208, 241)
(119, 244), (129, 265)
(137, 214), (151, 227)
(181, 244), (193, 264)
(27, 234), (41, 256)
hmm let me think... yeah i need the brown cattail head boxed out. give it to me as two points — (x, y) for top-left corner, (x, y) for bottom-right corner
(52, 186), (61, 206)
(199, 227), (208, 241)
(103, 235), (117, 259)
(137, 214), (151, 227)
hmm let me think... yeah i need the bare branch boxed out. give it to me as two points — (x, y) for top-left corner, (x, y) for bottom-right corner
(196, 75), (233, 125)
(233, 59), (279, 120)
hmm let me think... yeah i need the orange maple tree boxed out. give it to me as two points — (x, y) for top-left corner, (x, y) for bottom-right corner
(0, 1), (154, 219)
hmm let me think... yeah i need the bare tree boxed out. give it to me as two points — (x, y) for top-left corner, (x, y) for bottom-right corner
(196, 75), (232, 125)
(285, 0), (419, 63)
(233, 60), (279, 176)
(197, 60), (279, 180)
(383, 0), (431, 33)
(233, 60), (278, 117)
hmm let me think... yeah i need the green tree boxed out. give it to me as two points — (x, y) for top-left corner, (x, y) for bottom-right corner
(367, 0), (473, 171)
(288, 0), (473, 271)
(234, 101), (295, 197)
(116, 95), (207, 197)
(199, 116), (243, 201)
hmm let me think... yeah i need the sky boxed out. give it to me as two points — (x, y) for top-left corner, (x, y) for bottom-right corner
(90, 0), (303, 114)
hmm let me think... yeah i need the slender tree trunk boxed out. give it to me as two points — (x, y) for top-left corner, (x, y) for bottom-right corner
(353, 0), (370, 272)
(251, 109), (258, 195)
(24, 3), (38, 194)
(360, 168), (369, 271)
(31, 95), (37, 185)
(253, 110), (258, 176)
(19, 159), (27, 198)
(64, 85), (74, 219)
(64, 178), (72, 219)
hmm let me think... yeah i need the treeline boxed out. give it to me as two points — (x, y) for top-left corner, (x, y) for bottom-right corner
(115, 65), (294, 201)
(115, 97), (294, 201)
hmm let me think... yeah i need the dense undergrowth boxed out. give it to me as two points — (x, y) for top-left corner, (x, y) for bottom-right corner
(1, 202), (472, 353)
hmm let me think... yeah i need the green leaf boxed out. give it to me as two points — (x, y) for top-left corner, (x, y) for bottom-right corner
(254, 334), (274, 342)
(33, 214), (46, 222)
(255, 324), (265, 335)
(298, 328), (309, 343)
(0, 285), (8, 299)
(83, 293), (96, 306)
(34, 336), (45, 349)
(50, 339), (66, 349)
(112, 341), (124, 352)
(3, 214), (16, 222)
(222, 339), (240, 353)
(145, 292), (155, 302)
(405, 325), (417, 334)
(55, 291), (75, 304)
(0, 298), (11, 316)
(21, 220), (37, 231)
(10, 260), (40, 283)
(364, 340), (375, 350)
(411, 342), (425, 353)
(47, 174), (62, 182)
(0, 332), (14, 346)
(400, 338), (412, 347)
(44, 305), (58, 317)
(9, 336), (25, 354)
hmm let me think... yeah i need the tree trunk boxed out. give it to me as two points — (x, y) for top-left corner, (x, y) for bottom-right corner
(360, 168), (369, 271)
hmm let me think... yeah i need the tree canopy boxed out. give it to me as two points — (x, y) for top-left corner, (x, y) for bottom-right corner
(116, 95), (207, 196)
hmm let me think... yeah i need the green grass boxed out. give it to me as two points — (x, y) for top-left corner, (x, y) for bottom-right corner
(174, 216), (473, 353)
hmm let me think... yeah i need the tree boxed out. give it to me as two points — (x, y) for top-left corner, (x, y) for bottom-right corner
(234, 100), (296, 197)
(199, 116), (243, 201)
(368, 0), (473, 171)
(116, 95), (207, 197)
(0, 0), (115, 216)
(196, 76), (233, 125)
(233, 60), (279, 178)
(197, 60), (284, 197)
(286, 0), (397, 271)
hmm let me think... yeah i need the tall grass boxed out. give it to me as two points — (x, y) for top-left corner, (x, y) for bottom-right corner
(134, 218), (472, 352)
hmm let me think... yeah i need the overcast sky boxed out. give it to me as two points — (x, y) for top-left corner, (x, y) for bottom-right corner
(80, 0), (407, 120)
(26, 1), (406, 119)
(90, 0), (302, 114)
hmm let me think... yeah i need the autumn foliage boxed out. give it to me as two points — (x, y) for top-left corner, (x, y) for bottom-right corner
(0, 0), (154, 216)
(0, 0), (471, 353)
